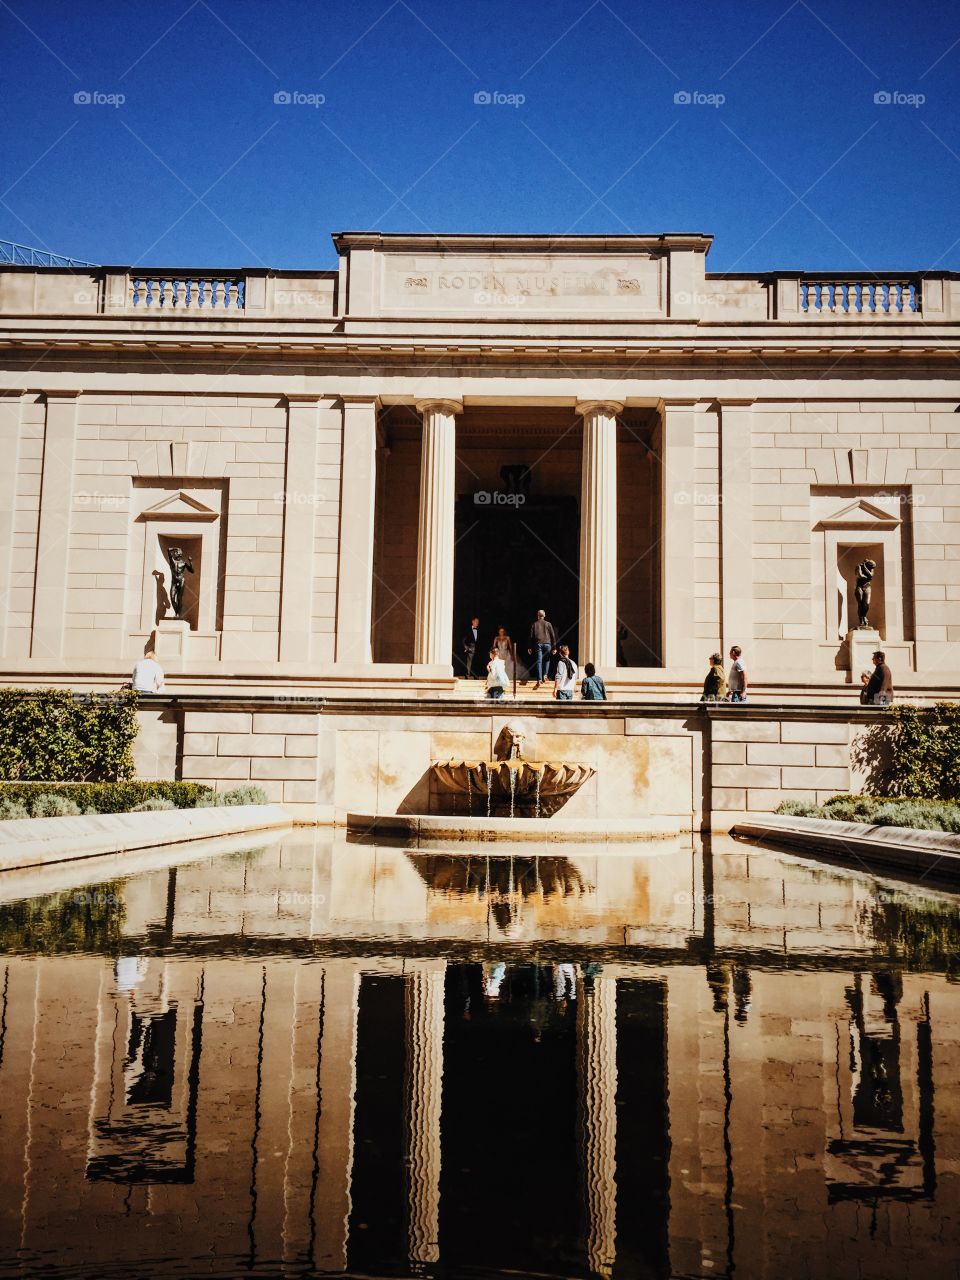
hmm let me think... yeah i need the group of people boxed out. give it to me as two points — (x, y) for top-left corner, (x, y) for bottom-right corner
(701, 645), (895, 705)
(463, 610), (607, 701)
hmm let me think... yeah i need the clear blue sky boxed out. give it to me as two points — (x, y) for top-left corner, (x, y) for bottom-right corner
(1, 0), (958, 273)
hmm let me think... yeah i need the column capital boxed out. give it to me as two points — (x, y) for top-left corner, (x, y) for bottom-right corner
(284, 392), (340, 407)
(339, 394), (382, 408)
(715, 397), (755, 408)
(42, 390), (82, 402)
(576, 400), (623, 419)
(415, 398), (462, 417)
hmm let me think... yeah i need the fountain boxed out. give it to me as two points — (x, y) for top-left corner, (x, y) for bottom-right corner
(430, 722), (596, 819)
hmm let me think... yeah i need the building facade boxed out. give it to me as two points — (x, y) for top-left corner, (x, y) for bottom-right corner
(1, 232), (958, 700)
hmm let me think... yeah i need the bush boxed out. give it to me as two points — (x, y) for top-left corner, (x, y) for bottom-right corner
(776, 793), (960, 833)
(0, 798), (28, 821)
(0, 689), (139, 782)
(31, 793), (83, 818)
(0, 780), (215, 817)
(129, 798), (176, 812)
(197, 784), (269, 808)
(888, 702), (960, 800)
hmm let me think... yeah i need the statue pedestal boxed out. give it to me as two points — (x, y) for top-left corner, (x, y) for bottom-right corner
(155, 618), (190, 659)
(844, 627), (882, 682)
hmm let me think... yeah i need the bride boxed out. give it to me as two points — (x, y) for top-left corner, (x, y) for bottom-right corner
(492, 627), (514, 681)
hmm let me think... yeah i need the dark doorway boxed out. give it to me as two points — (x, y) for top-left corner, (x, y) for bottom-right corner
(453, 493), (580, 672)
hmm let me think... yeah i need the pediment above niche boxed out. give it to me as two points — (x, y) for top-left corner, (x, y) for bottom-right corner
(814, 497), (901, 530)
(137, 490), (219, 522)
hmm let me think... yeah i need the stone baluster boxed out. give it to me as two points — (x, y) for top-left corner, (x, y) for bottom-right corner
(413, 399), (461, 666)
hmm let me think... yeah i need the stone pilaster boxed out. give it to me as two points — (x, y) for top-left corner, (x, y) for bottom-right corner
(577, 402), (622, 668)
(658, 400), (699, 672)
(31, 392), (79, 660)
(279, 396), (322, 663)
(718, 401), (755, 654)
(335, 397), (378, 663)
(404, 960), (446, 1266)
(413, 400), (460, 666)
(577, 974), (619, 1279)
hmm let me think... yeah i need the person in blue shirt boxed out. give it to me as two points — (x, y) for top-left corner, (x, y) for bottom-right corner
(580, 662), (607, 700)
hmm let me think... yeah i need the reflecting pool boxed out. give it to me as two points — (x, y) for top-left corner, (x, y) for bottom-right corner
(0, 832), (958, 1278)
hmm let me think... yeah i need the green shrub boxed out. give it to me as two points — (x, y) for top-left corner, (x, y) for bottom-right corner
(30, 793), (83, 818)
(0, 780), (215, 817)
(0, 689), (139, 782)
(0, 798), (28, 820)
(197, 784), (269, 808)
(776, 793), (960, 833)
(130, 798), (176, 812)
(888, 702), (960, 800)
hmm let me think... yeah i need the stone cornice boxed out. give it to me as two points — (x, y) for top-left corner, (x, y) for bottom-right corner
(332, 231), (714, 255)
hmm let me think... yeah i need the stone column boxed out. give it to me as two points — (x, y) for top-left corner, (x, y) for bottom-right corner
(659, 400), (698, 672)
(0, 393), (23, 659)
(577, 975), (619, 1279)
(413, 400), (461, 666)
(577, 402), (622, 668)
(31, 391), (79, 660)
(335, 397), (378, 664)
(404, 960), (446, 1267)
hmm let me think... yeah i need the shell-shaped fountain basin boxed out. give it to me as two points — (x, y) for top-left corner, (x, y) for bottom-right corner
(431, 758), (596, 818)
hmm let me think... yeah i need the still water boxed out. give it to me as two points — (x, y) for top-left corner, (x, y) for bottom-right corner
(0, 832), (957, 1279)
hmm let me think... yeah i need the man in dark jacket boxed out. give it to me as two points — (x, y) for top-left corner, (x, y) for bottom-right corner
(461, 616), (481, 678)
(527, 609), (558, 689)
(863, 650), (894, 704)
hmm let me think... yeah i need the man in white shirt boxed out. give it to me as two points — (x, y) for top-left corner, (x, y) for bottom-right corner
(131, 652), (165, 693)
(728, 646), (747, 703)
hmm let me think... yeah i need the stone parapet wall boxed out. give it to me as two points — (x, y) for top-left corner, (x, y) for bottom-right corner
(137, 696), (889, 829)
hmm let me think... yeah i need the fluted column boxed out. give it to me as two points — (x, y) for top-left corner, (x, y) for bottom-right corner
(414, 400), (461, 665)
(403, 960), (446, 1267)
(577, 975), (619, 1278)
(577, 401), (622, 668)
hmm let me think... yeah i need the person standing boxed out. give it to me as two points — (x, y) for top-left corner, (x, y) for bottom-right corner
(492, 626), (514, 681)
(727, 646), (748, 703)
(701, 653), (727, 702)
(131, 650), (165, 693)
(553, 645), (578, 701)
(864, 650), (894, 705)
(461, 616), (480, 678)
(528, 609), (558, 689)
(486, 647), (509, 700)
(580, 662), (607, 700)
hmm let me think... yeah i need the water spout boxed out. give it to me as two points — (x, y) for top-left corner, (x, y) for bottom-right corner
(508, 766), (517, 819)
(534, 768), (542, 820)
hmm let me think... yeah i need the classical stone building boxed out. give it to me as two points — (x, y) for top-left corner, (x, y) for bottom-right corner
(1, 233), (958, 823)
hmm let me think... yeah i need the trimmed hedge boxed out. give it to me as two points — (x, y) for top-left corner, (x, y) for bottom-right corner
(0, 689), (139, 782)
(777, 793), (960, 833)
(0, 780), (215, 815)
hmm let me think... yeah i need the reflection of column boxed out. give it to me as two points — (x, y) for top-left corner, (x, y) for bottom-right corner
(576, 975), (618, 1279)
(577, 402), (622, 668)
(404, 960), (446, 1266)
(336, 397), (379, 663)
(313, 962), (361, 1271)
(413, 400), (460, 666)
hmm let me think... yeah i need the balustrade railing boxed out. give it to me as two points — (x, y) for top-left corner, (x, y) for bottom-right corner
(799, 277), (921, 316)
(128, 275), (245, 310)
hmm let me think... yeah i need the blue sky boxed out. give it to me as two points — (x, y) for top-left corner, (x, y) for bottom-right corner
(1, 0), (958, 272)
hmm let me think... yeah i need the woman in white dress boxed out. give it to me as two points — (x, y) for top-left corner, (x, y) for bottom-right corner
(492, 627), (514, 681)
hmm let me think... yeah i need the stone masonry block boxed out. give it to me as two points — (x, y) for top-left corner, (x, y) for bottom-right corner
(747, 742), (816, 766)
(217, 733), (284, 757)
(712, 720), (780, 742)
(185, 712), (252, 733)
(780, 766), (849, 789)
(713, 764), (781, 788)
(780, 722), (849, 744)
(250, 757), (318, 781)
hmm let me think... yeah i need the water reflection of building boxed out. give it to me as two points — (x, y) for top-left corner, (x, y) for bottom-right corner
(0, 835), (958, 1277)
